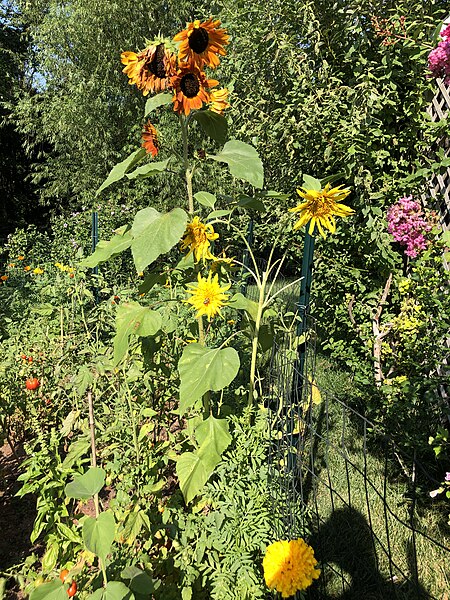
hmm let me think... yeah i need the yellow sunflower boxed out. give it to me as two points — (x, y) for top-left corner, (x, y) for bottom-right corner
(290, 182), (353, 238)
(185, 272), (230, 320)
(263, 539), (320, 598)
(181, 216), (218, 262)
(121, 42), (176, 96)
(209, 88), (230, 115)
(171, 63), (217, 115)
(141, 121), (159, 157)
(173, 18), (229, 69)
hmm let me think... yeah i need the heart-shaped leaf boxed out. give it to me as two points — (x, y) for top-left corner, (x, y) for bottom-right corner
(131, 207), (187, 273)
(82, 510), (116, 561)
(178, 344), (240, 413)
(126, 159), (170, 180)
(65, 467), (105, 499)
(208, 140), (263, 188)
(193, 110), (228, 145)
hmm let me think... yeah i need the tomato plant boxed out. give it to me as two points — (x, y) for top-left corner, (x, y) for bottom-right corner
(67, 581), (77, 597)
(25, 378), (40, 390)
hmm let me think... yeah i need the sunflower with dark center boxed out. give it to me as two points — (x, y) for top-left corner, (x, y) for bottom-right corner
(173, 18), (229, 69)
(141, 121), (159, 157)
(121, 41), (176, 96)
(171, 63), (218, 115)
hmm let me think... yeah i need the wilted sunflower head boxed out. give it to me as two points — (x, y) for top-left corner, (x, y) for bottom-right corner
(181, 216), (219, 262)
(121, 40), (176, 96)
(141, 121), (159, 157)
(174, 18), (229, 69)
(171, 62), (218, 115)
(290, 182), (353, 238)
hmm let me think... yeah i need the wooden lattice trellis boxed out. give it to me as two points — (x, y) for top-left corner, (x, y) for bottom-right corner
(424, 16), (450, 232)
(423, 17), (450, 407)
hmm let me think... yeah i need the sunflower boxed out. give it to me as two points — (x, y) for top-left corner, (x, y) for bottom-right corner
(263, 539), (320, 598)
(290, 182), (353, 238)
(121, 41), (176, 96)
(185, 272), (230, 320)
(141, 121), (159, 157)
(209, 88), (230, 115)
(173, 18), (229, 69)
(181, 216), (218, 262)
(171, 63), (218, 115)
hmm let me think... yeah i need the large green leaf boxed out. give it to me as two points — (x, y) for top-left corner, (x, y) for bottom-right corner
(178, 344), (240, 414)
(122, 566), (158, 595)
(229, 293), (259, 321)
(89, 582), (134, 600)
(144, 92), (172, 116)
(96, 148), (146, 195)
(176, 445), (221, 504)
(65, 467), (105, 499)
(237, 195), (266, 212)
(193, 111), (228, 145)
(82, 510), (115, 561)
(195, 415), (232, 456)
(301, 174), (321, 190)
(194, 191), (216, 209)
(30, 580), (67, 600)
(114, 302), (162, 364)
(126, 158), (170, 180)
(208, 140), (263, 188)
(131, 207), (187, 272)
(80, 228), (132, 268)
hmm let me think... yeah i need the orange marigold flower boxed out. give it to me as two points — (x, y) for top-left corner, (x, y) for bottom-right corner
(141, 121), (159, 157)
(1, 275), (8, 281)
(173, 18), (229, 69)
(24, 265), (31, 272)
(121, 41), (176, 96)
(18, 255), (25, 260)
(209, 88), (230, 115)
(171, 63), (218, 116)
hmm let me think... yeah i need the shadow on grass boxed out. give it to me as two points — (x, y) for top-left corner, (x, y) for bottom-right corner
(308, 506), (430, 600)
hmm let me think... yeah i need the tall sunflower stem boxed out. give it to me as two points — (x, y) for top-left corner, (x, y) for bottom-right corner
(248, 269), (268, 418)
(180, 115), (194, 214)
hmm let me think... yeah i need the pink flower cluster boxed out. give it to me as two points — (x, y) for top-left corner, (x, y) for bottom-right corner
(387, 196), (432, 258)
(428, 24), (450, 84)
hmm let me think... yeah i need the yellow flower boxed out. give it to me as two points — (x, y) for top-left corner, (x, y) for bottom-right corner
(181, 216), (219, 262)
(173, 18), (229, 69)
(1, 275), (8, 281)
(263, 539), (320, 598)
(33, 267), (44, 275)
(24, 265), (31, 272)
(290, 182), (353, 238)
(209, 88), (230, 114)
(185, 272), (230, 320)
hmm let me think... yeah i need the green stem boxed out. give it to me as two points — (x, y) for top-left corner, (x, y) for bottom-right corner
(180, 115), (194, 214)
(248, 269), (268, 412)
(126, 387), (140, 465)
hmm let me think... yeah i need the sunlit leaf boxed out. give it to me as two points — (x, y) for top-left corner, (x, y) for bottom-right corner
(144, 92), (172, 116)
(65, 467), (105, 499)
(178, 344), (240, 413)
(208, 140), (263, 188)
(96, 149), (146, 195)
(131, 207), (187, 273)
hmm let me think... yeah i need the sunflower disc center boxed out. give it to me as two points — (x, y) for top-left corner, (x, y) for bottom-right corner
(180, 73), (200, 98)
(189, 27), (209, 54)
(149, 44), (166, 79)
